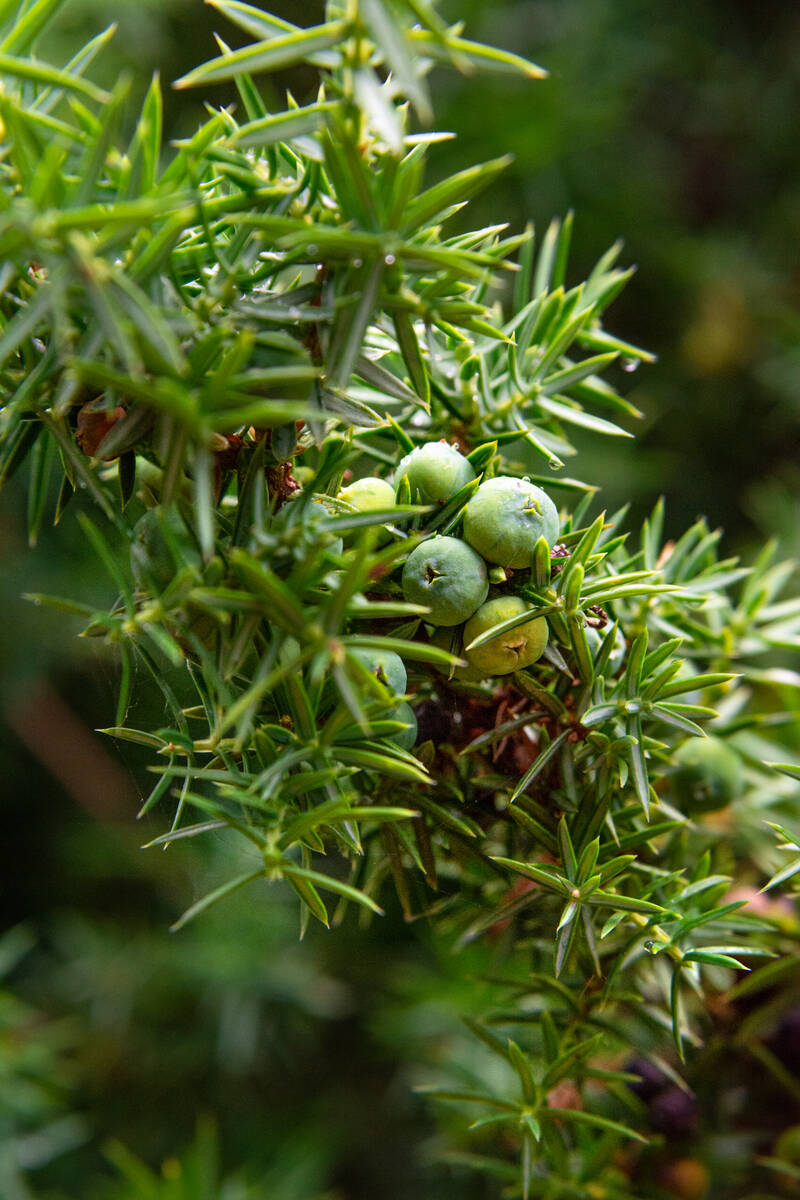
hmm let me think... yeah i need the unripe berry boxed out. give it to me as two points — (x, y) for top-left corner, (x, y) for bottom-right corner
(672, 735), (743, 815)
(337, 476), (396, 513)
(390, 701), (417, 750)
(463, 476), (559, 568)
(337, 476), (396, 544)
(463, 596), (548, 676)
(130, 509), (198, 593)
(349, 647), (407, 697)
(429, 627), (486, 682)
(394, 441), (475, 504)
(402, 536), (488, 626)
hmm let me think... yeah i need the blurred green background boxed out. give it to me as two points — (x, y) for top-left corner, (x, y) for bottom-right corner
(2, 1), (800, 1196)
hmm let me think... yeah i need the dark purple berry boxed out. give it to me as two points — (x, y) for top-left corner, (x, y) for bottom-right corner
(650, 1086), (699, 1138)
(625, 1055), (669, 1101)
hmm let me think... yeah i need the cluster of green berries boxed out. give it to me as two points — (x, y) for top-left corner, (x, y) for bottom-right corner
(128, 448), (744, 807)
(398, 444), (556, 677)
(338, 440), (559, 679)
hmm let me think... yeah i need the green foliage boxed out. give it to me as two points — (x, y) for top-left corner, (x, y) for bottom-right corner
(0, 926), (87, 1196)
(101, 1117), (325, 1200)
(1, 1), (799, 1196)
